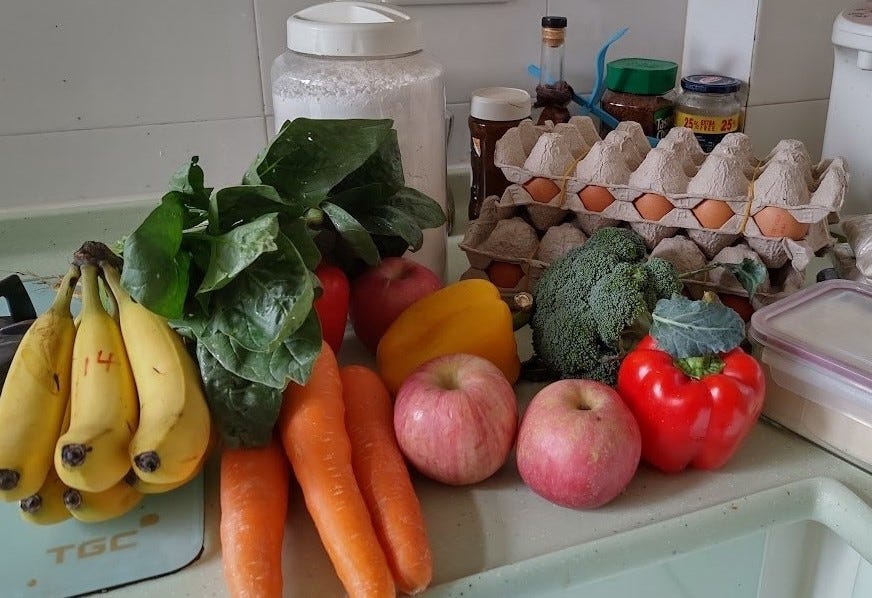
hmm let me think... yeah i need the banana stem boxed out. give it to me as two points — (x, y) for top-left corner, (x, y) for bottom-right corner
(50, 265), (81, 314)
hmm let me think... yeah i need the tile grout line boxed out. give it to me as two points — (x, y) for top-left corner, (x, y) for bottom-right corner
(0, 114), (268, 139)
(249, 0), (271, 142)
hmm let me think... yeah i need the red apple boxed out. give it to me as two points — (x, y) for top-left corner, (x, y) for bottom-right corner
(394, 353), (518, 485)
(516, 379), (641, 509)
(350, 257), (443, 353)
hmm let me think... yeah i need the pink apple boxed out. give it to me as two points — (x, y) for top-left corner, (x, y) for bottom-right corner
(394, 353), (518, 485)
(350, 257), (442, 353)
(516, 379), (641, 509)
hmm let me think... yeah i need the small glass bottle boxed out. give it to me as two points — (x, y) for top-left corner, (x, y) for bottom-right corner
(674, 75), (743, 152)
(468, 87), (532, 221)
(534, 16), (572, 125)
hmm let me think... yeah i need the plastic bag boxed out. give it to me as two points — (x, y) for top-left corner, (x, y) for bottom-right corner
(843, 215), (872, 278)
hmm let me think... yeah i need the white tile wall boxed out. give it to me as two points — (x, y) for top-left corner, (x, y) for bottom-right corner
(0, 0), (691, 213)
(743, 99), (829, 160)
(748, 0), (856, 106)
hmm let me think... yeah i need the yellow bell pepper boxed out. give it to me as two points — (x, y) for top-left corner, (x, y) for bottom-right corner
(376, 279), (521, 393)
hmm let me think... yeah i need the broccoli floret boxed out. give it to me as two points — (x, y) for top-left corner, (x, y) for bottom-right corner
(533, 244), (620, 304)
(529, 227), (673, 386)
(530, 300), (620, 385)
(644, 257), (683, 308)
(581, 226), (648, 263)
(588, 262), (649, 348)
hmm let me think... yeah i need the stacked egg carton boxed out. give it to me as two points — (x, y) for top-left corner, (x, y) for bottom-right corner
(459, 117), (848, 306)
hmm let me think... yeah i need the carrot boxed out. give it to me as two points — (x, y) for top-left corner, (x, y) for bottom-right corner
(341, 365), (433, 595)
(280, 342), (395, 598)
(219, 435), (290, 598)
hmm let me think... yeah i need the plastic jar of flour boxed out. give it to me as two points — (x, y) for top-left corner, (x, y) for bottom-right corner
(271, 1), (448, 278)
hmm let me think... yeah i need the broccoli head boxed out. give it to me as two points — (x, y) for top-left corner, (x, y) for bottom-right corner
(580, 226), (648, 263)
(529, 227), (681, 385)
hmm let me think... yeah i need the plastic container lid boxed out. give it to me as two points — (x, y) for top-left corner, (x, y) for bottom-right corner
(605, 58), (678, 96)
(748, 279), (872, 392)
(470, 87), (532, 122)
(287, 1), (422, 58)
(680, 75), (742, 94)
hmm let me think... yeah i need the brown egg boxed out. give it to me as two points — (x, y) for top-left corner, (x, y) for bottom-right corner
(523, 177), (561, 203)
(634, 193), (674, 221)
(753, 206), (809, 240)
(692, 199), (735, 230)
(486, 261), (525, 289)
(578, 185), (616, 212)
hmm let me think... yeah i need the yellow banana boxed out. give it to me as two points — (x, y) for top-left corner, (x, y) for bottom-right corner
(55, 263), (138, 492)
(63, 473), (143, 523)
(102, 263), (211, 485)
(19, 465), (72, 525)
(124, 426), (214, 494)
(0, 266), (79, 501)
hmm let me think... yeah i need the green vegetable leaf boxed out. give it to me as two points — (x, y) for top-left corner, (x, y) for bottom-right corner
(197, 343), (282, 448)
(321, 201), (380, 266)
(243, 118), (393, 209)
(168, 156), (210, 211)
(723, 258), (767, 299)
(210, 234), (314, 352)
(208, 185), (298, 231)
(651, 294), (746, 359)
(331, 127), (405, 194)
(196, 213), (279, 295)
(197, 309), (322, 389)
(280, 219), (321, 271)
(121, 194), (191, 319)
(386, 187), (447, 229)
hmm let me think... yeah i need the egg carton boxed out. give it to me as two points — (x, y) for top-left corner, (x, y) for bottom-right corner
(494, 118), (847, 247)
(459, 196), (591, 296)
(649, 235), (806, 309)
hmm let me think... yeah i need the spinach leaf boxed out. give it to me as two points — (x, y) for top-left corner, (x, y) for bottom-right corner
(196, 213), (279, 295)
(197, 343), (282, 448)
(280, 218), (321, 271)
(321, 201), (380, 265)
(331, 127), (405, 194)
(210, 233), (314, 352)
(197, 309), (322, 389)
(386, 187), (447, 229)
(121, 193), (191, 319)
(208, 185), (298, 231)
(243, 119), (393, 209)
(168, 156), (210, 213)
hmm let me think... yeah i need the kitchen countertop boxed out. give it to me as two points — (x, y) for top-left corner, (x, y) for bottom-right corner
(1, 197), (870, 597)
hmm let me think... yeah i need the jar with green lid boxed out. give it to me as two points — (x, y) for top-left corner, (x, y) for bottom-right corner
(600, 57), (678, 139)
(675, 75), (743, 152)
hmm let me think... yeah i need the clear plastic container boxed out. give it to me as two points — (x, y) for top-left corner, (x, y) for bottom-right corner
(748, 279), (872, 471)
(271, 1), (447, 278)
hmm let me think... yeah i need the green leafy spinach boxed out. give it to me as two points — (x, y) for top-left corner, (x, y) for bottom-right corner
(119, 118), (446, 447)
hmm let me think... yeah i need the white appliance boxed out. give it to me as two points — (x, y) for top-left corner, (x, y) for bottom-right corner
(823, 2), (872, 216)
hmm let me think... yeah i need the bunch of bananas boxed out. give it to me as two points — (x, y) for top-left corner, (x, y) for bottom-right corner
(0, 258), (212, 525)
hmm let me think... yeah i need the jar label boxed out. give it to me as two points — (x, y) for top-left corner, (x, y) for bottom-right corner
(653, 106), (674, 140)
(675, 110), (740, 152)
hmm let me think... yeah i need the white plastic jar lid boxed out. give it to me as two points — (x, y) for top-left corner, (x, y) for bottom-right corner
(287, 1), (423, 58)
(470, 88), (532, 122)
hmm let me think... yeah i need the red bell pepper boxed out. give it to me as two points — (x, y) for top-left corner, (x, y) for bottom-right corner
(617, 335), (765, 474)
(313, 263), (350, 354)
